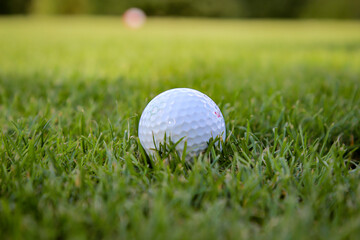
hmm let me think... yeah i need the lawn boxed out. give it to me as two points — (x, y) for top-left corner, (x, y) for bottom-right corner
(0, 17), (360, 239)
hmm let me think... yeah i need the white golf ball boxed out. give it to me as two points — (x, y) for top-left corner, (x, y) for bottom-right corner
(138, 88), (226, 159)
(123, 8), (146, 29)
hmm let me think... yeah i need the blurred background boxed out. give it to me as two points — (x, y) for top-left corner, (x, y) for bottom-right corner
(1, 0), (359, 18)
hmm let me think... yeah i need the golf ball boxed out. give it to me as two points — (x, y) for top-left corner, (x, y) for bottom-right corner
(138, 88), (226, 159)
(123, 8), (146, 29)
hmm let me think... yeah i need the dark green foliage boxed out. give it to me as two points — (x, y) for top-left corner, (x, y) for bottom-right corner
(242, 0), (306, 18)
(0, 0), (31, 14)
(0, 18), (360, 239)
(1, 0), (360, 18)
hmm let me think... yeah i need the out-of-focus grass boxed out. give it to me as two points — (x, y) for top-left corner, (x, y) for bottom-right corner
(0, 17), (359, 239)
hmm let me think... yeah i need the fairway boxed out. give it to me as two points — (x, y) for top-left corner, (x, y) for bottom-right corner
(1, 17), (360, 239)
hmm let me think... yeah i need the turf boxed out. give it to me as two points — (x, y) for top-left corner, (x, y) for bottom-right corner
(0, 17), (360, 239)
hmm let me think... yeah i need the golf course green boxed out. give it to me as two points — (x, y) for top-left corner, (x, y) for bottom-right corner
(0, 17), (360, 239)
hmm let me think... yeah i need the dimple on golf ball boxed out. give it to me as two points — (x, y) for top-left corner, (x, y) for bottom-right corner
(138, 88), (226, 158)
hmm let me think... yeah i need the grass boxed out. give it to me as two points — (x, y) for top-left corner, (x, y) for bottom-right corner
(0, 16), (360, 239)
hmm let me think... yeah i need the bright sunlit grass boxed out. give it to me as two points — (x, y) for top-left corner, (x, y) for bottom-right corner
(0, 17), (360, 239)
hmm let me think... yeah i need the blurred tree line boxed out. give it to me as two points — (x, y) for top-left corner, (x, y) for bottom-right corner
(1, 0), (359, 18)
